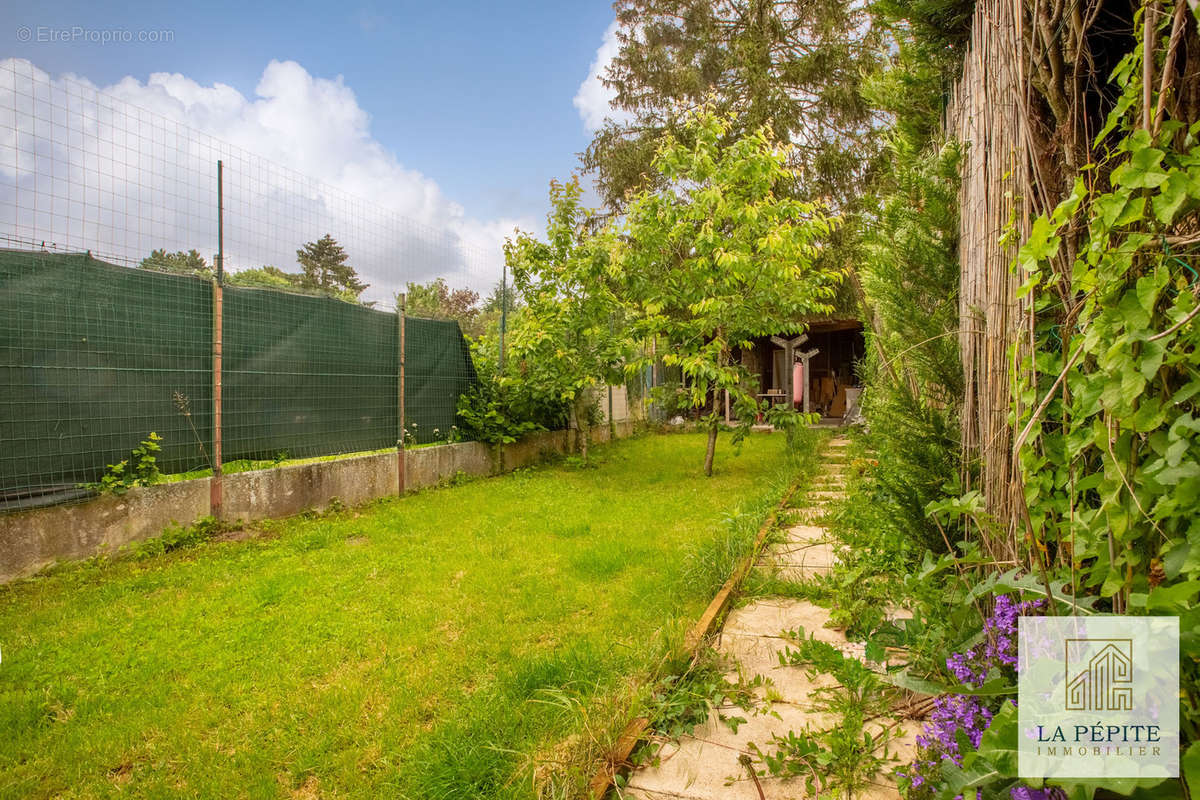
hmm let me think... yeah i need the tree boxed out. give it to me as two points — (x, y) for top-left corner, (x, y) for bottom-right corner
(621, 109), (843, 475)
(140, 249), (213, 280)
(295, 234), (367, 297)
(402, 278), (483, 337)
(505, 177), (628, 464)
(226, 265), (305, 290)
(582, 0), (881, 212)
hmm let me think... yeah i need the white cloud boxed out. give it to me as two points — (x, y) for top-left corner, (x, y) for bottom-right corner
(0, 58), (533, 302)
(573, 20), (633, 133)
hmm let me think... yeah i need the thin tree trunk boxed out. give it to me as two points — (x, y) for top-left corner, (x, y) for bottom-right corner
(568, 401), (579, 457)
(704, 420), (718, 477)
(573, 395), (590, 465)
(580, 397), (590, 466)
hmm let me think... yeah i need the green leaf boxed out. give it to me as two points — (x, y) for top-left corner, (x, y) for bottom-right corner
(1021, 216), (1062, 266)
(1147, 580), (1200, 611)
(1050, 778), (1174, 799)
(1153, 170), (1191, 224)
(1113, 145), (1168, 189)
(1183, 741), (1200, 793)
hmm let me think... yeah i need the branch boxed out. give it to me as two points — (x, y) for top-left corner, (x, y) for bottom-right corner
(1152, 0), (1190, 136)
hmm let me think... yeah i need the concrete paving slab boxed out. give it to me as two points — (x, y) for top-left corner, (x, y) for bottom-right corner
(770, 548), (836, 575)
(717, 640), (841, 706)
(771, 537), (831, 555)
(626, 704), (842, 799)
(775, 562), (832, 582)
(771, 540), (835, 565)
(782, 524), (828, 542)
(723, 600), (839, 642)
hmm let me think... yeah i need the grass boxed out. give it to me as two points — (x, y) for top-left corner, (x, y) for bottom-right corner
(0, 431), (817, 800)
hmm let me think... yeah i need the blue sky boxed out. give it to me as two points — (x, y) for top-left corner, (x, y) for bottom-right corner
(3, 0), (618, 225)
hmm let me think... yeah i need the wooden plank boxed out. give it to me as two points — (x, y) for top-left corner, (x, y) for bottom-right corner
(587, 717), (650, 800)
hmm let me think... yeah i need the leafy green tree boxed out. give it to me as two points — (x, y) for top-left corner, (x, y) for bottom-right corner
(583, 0), (881, 211)
(226, 265), (305, 290)
(140, 249), (213, 279)
(296, 234), (367, 297)
(402, 277), (483, 337)
(621, 109), (843, 475)
(481, 279), (517, 315)
(505, 176), (628, 464)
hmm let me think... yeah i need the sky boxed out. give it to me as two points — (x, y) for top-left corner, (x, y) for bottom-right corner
(0, 0), (627, 300)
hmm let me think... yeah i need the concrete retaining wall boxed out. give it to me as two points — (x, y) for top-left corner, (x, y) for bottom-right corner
(0, 422), (638, 582)
(222, 452), (399, 522)
(0, 479), (211, 582)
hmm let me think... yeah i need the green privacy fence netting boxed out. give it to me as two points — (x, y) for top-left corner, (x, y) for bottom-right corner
(0, 250), (477, 511)
(221, 286), (398, 462)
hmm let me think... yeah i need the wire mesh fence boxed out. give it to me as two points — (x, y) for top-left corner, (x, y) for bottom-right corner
(0, 250), (214, 509)
(0, 58), (503, 299)
(0, 59), (500, 512)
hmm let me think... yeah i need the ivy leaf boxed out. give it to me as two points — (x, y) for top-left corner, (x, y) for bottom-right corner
(1131, 398), (1166, 431)
(1113, 194), (1147, 226)
(1020, 216), (1062, 266)
(1113, 145), (1168, 189)
(1135, 269), (1166, 314)
(1153, 170), (1191, 224)
(1138, 338), (1167, 380)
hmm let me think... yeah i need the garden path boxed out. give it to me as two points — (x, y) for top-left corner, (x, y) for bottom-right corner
(620, 437), (922, 800)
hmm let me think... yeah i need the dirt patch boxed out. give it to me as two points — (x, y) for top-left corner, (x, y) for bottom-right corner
(213, 527), (274, 544)
(108, 761), (134, 785)
(281, 773), (321, 800)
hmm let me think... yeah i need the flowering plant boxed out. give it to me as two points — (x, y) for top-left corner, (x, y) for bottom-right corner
(899, 594), (1044, 798)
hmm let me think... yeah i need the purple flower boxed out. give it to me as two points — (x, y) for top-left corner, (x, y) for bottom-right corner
(1011, 787), (1067, 800)
(915, 694), (993, 762)
(901, 595), (1044, 794)
(945, 595), (1043, 686)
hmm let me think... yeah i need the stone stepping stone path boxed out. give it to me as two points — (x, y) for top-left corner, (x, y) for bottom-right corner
(618, 437), (922, 800)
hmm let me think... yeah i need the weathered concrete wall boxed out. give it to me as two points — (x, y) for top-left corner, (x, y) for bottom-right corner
(591, 419), (635, 445)
(406, 441), (494, 490)
(222, 452), (398, 522)
(0, 478), (211, 582)
(599, 385), (631, 424)
(502, 429), (569, 471)
(0, 423), (639, 583)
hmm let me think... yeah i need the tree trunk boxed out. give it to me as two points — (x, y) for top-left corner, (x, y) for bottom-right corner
(567, 400), (579, 455)
(576, 395), (590, 466)
(704, 421), (718, 477)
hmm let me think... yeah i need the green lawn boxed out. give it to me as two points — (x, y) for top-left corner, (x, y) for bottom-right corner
(0, 432), (813, 800)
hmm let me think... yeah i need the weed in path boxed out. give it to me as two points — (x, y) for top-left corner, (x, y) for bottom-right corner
(748, 632), (899, 798)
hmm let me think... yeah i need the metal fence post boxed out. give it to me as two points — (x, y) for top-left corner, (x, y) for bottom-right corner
(398, 292), (406, 495)
(211, 159), (224, 515)
(499, 262), (507, 372)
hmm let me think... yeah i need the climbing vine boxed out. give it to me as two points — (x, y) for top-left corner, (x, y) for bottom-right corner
(1015, 1), (1200, 780)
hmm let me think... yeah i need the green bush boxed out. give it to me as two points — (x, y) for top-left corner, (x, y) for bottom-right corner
(454, 333), (568, 445)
